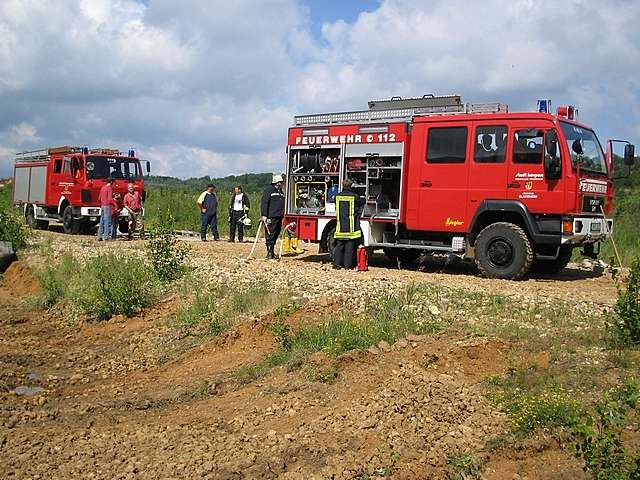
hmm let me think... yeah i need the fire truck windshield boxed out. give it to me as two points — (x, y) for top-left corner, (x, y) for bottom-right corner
(85, 156), (142, 180)
(560, 122), (606, 175)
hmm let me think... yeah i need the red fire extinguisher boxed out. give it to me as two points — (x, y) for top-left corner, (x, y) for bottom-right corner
(357, 246), (368, 272)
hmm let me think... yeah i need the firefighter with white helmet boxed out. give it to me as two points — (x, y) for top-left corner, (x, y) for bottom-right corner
(261, 174), (285, 259)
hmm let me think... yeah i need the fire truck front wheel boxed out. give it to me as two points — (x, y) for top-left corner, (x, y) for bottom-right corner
(62, 206), (80, 235)
(475, 222), (533, 280)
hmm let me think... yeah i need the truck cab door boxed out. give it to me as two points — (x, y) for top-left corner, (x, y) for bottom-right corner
(405, 122), (469, 232)
(468, 122), (509, 216)
(507, 124), (565, 214)
(49, 157), (65, 205)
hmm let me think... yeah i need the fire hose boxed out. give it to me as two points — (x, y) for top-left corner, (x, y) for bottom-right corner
(247, 220), (296, 261)
(247, 221), (264, 260)
(599, 205), (621, 267)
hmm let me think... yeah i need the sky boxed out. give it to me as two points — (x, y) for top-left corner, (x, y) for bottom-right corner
(1, 0), (639, 179)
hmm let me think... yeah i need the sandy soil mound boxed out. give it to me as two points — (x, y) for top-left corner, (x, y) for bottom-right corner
(3, 261), (41, 297)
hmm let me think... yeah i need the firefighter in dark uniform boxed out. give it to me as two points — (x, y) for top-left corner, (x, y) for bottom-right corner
(260, 174), (285, 259)
(333, 178), (364, 269)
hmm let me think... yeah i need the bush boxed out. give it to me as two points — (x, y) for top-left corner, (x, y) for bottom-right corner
(0, 207), (28, 251)
(37, 253), (160, 320)
(609, 257), (640, 345)
(491, 385), (582, 433)
(74, 255), (160, 320)
(572, 379), (640, 480)
(35, 254), (80, 307)
(145, 209), (190, 282)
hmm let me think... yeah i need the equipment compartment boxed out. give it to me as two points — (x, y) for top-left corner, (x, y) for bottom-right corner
(288, 147), (341, 216)
(343, 143), (403, 219)
(298, 218), (317, 240)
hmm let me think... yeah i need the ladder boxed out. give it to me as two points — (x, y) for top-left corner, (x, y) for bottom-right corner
(15, 149), (50, 163)
(294, 96), (508, 126)
(15, 146), (84, 163)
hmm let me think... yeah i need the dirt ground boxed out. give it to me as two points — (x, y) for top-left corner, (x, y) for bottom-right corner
(0, 231), (618, 479)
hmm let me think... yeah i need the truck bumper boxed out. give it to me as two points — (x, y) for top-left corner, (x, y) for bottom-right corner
(80, 207), (102, 217)
(561, 216), (612, 244)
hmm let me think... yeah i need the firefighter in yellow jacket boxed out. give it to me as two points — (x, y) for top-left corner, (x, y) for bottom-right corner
(333, 179), (364, 269)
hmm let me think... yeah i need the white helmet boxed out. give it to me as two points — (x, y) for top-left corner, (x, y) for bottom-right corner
(241, 217), (252, 228)
(272, 174), (284, 184)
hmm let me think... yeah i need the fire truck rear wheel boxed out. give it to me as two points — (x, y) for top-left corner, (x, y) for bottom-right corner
(26, 206), (48, 230)
(326, 226), (337, 259)
(475, 222), (533, 280)
(62, 206), (80, 235)
(531, 245), (573, 274)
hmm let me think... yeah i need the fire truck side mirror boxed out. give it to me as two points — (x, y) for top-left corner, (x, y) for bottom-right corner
(545, 130), (558, 157)
(146, 161), (151, 174)
(624, 144), (635, 166)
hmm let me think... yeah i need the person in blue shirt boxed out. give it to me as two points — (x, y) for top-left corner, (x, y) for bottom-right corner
(197, 183), (219, 241)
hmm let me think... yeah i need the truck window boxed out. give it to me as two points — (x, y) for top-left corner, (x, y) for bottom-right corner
(426, 127), (468, 164)
(86, 156), (141, 180)
(71, 158), (81, 179)
(474, 125), (507, 163)
(63, 157), (72, 174)
(513, 129), (543, 164)
(53, 159), (62, 174)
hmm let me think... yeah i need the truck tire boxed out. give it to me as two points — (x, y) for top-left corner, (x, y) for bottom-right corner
(80, 220), (97, 235)
(118, 219), (129, 235)
(0, 242), (16, 273)
(62, 206), (80, 235)
(26, 206), (48, 230)
(325, 226), (337, 259)
(531, 245), (573, 274)
(475, 222), (533, 280)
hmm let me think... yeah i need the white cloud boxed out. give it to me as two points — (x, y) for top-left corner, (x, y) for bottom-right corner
(142, 143), (285, 179)
(9, 122), (40, 145)
(286, 0), (640, 145)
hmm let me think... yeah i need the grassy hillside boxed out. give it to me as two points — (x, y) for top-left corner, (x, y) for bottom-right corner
(144, 186), (263, 236)
(143, 173), (271, 235)
(602, 168), (640, 265)
(146, 173), (272, 194)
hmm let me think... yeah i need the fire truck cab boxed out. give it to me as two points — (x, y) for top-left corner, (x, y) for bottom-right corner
(13, 146), (150, 235)
(284, 95), (635, 279)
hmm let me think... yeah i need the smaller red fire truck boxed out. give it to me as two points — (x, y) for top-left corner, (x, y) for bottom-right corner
(13, 146), (150, 234)
(283, 95), (636, 279)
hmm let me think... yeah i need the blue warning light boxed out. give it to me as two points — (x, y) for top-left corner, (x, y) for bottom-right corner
(537, 99), (551, 113)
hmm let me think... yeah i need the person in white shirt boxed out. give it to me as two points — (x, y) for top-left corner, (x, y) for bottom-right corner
(228, 185), (250, 242)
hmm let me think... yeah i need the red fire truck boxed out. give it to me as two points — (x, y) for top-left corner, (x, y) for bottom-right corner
(283, 95), (635, 279)
(13, 146), (150, 235)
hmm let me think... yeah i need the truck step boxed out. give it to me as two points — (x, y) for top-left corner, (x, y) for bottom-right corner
(371, 241), (457, 253)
